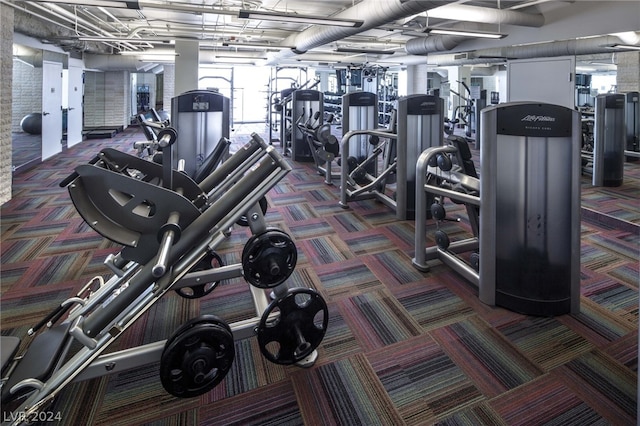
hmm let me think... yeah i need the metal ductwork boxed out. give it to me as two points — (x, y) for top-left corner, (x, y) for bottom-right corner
(84, 53), (151, 71)
(418, 4), (545, 27)
(410, 33), (640, 67)
(405, 6), (544, 56)
(266, 0), (451, 65)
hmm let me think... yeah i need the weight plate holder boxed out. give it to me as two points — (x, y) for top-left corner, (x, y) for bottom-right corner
(242, 228), (297, 289)
(256, 288), (328, 366)
(174, 250), (224, 299)
(236, 196), (268, 227)
(160, 315), (235, 398)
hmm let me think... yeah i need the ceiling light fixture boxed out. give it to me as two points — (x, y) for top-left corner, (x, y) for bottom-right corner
(238, 9), (363, 28)
(119, 50), (178, 56)
(222, 42), (295, 50)
(25, 0), (140, 8)
(424, 28), (507, 39)
(215, 55), (268, 60)
(335, 48), (395, 55)
(78, 36), (178, 44)
(605, 44), (640, 51)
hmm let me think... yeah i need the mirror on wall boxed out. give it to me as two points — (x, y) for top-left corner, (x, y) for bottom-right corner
(12, 44), (43, 173)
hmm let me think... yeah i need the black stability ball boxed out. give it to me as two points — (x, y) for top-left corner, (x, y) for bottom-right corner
(20, 113), (42, 135)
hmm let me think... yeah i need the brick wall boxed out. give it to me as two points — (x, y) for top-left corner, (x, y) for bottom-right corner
(163, 64), (175, 116)
(11, 61), (42, 132)
(1, 4), (14, 204)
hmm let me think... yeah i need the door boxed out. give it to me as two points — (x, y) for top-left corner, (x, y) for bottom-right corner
(66, 65), (83, 147)
(42, 60), (63, 160)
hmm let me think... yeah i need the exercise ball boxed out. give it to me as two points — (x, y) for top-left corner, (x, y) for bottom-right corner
(20, 113), (42, 135)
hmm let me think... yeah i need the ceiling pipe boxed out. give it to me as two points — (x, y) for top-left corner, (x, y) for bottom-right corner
(7, 1), (114, 53)
(26, 2), (137, 51)
(265, 0), (452, 65)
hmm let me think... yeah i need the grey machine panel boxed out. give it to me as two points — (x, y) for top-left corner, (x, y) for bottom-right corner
(342, 92), (378, 160)
(480, 102), (581, 316)
(171, 90), (230, 178)
(396, 94), (444, 219)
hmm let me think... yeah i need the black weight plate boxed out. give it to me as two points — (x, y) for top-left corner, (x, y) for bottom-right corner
(470, 252), (480, 272)
(160, 317), (234, 398)
(435, 230), (450, 250)
(437, 154), (452, 172)
(257, 288), (328, 365)
(430, 203), (446, 221)
(242, 229), (297, 288)
(175, 251), (224, 299)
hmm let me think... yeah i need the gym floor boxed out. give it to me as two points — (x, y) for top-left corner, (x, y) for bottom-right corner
(1, 123), (638, 425)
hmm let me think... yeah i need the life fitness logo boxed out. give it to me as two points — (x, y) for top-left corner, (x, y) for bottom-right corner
(521, 115), (556, 122)
(521, 114), (556, 131)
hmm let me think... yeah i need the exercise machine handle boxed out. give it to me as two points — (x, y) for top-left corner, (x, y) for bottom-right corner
(152, 211), (181, 277)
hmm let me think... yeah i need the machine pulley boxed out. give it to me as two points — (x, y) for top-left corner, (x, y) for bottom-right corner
(160, 315), (235, 398)
(256, 288), (328, 365)
(241, 228), (297, 288)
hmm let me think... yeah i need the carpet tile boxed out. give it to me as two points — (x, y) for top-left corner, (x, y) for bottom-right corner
(496, 316), (594, 371)
(432, 316), (544, 398)
(368, 335), (485, 424)
(291, 354), (405, 426)
(489, 373), (606, 426)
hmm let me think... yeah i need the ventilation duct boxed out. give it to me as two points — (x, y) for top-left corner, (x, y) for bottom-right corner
(405, 6), (544, 56)
(410, 33), (640, 67)
(266, 0), (452, 65)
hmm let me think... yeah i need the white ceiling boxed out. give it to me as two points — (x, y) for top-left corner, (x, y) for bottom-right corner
(7, 0), (640, 72)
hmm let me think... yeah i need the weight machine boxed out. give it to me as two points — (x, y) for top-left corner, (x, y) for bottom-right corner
(297, 111), (340, 185)
(134, 116), (230, 186)
(625, 91), (639, 161)
(1, 129), (328, 425)
(340, 94), (444, 220)
(171, 90), (230, 179)
(414, 101), (581, 316)
(581, 94), (626, 187)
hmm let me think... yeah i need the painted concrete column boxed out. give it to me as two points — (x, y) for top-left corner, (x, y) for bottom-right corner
(174, 40), (199, 96)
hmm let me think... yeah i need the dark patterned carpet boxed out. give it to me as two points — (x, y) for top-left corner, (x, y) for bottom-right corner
(1, 124), (638, 425)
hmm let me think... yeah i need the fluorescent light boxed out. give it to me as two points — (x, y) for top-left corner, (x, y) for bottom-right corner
(119, 50), (177, 56)
(215, 55), (267, 60)
(335, 48), (395, 55)
(78, 36), (176, 44)
(238, 9), (363, 28)
(425, 28), (507, 39)
(26, 0), (140, 8)
(606, 44), (640, 51)
(222, 41), (295, 50)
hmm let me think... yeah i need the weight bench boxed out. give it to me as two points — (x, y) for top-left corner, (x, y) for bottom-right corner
(1, 131), (328, 425)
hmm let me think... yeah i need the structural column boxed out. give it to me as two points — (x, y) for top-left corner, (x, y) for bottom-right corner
(617, 51), (640, 93)
(174, 40), (199, 96)
(0, 3), (14, 204)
